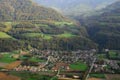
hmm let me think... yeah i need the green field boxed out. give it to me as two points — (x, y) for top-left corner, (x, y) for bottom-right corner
(69, 61), (88, 71)
(90, 73), (105, 78)
(109, 50), (120, 59)
(22, 32), (76, 39)
(0, 53), (16, 63)
(8, 72), (53, 80)
(35, 24), (48, 27)
(22, 33), (52, 39)
(97, 54), (107, 59)
(4, 22), (12, 32)
(109, 51), (117, 58)
(54, 21), (73, 27)
(0, 32), (12, 38)
(29, 57), (46, 62)
(57, 33), (76, 38)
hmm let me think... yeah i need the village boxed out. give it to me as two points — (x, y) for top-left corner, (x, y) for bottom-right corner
(0, 49), (120, 80)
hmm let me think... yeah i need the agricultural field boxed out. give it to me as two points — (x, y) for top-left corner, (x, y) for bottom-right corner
(69, 61), (88, 71)
(0, 32), (12, 38)
(57, 33), (76, 38)
(29, 57), (46, 62)
(88, 78), (103, 80)
(0, 72), (21, 80)
(8, 72), (53, 80)
(0, 51), (22, 63)
(3, 22), (12, 32)
(0, 62), (8, 67)
(54, 21), (74, 27)
(21, 33), (52, 39)
(97, 54), (107, 60)
(89, 73), (105, 79)
(106, 74), (120, 80)
(4, 61), (22, 70)
(0, 53), (16, 63)
(22, 32), (76, 39)
(108, 50), (120, 59)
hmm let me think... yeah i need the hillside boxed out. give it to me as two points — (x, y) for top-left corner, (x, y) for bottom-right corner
(0, 0), (97, 52)
(0, 0), (65, 21)
(80, 1), (120, 50)
(34, 0), (117, 17)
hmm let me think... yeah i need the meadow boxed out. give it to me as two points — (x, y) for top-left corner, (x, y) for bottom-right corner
(0, 32), (12, 38)
(69, 61), (88, 71)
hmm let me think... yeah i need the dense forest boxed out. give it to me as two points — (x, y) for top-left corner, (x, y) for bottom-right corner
(0, 0), (65, 21)
(79, 1), (120, 50)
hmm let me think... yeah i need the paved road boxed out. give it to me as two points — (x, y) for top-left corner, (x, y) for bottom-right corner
(85, 58), (96, 80)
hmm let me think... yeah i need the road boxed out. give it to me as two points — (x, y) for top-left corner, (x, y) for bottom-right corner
(85, 57), (96, 80)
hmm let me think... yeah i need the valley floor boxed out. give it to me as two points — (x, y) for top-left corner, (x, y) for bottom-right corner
(0, 49), (119, 80)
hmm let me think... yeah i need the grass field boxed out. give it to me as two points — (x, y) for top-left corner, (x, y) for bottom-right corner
(0, 53), (16, 63)
(8, 72), (52, 80)
(97, 54), (107, 60)
(22, 33), (52, 39)
(54, 21), (73, 27)
(4, 22), (12, 32)
(57, 33), (76, 38)
(29, 57), (46, 62)
(22, 32), (76, 39)
(109, 50), (118, 59)
(0, 32), (12, 38)
(69, 61), (88, 71)
(90, 73), (105, 78)
(35, 24), (48, 27)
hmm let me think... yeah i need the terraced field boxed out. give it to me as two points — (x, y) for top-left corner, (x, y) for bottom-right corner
(21, 33), (52, 39)
(22, 32), (77, 39)
(57, 33), (76, 38)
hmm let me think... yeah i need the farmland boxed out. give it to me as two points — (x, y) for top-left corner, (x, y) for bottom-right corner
(69, 61), (88, 71)
(106, 74), (120, 80)
(97, 54), (107, 60)
(108, 50), (120, 59)
(0, 53), (16, 63)
(4, 61), (22, 70)
(21, 33), (52, 39)
(8, 72), (52, 80)
(29, 57), (46, 62)
(89, 73), (105, 78)
(22, 32), (76, 39)
(0, 32), (12, 38)
(0, 72), (21, 80)
(57, 33), (76, 38)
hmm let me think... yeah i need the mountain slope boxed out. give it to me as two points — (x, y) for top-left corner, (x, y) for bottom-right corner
(0, 0), (65, 21)
(34, 0), (117, 16)
(81, 1), (120, 50)
(0, 0), (97, 52)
